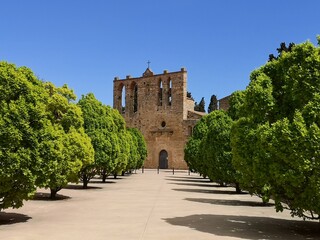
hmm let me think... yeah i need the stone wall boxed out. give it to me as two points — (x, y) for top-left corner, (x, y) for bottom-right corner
(218, 95), (231, 111)
(113, 68), (203, 169)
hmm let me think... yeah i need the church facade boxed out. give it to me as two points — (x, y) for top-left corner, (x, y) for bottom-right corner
(113, 67), (204, 169)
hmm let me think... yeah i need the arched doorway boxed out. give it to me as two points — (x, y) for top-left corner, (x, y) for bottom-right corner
(159, 150), (168, 169)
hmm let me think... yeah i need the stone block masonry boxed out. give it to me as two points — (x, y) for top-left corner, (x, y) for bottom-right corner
(113, 67), (204, 169)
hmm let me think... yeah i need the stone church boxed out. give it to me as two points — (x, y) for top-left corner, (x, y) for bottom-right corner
(113, 67), (205, 169)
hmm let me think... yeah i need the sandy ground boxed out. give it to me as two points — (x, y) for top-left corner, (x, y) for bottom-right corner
(0, 169), (319, 240)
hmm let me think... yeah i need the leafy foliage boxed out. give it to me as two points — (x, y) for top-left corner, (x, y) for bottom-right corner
(268, 42), (295, 61)
(187, 91), (194, 100)
(36, 84), (94, 198)
(185, 110), (240, 192)
(185, 115), (209, 176)
(231, 39), (320, 219)
(0, 61), (95, 207)
(227, 90), (245, 120)
(78, 94), (117, 185)
(194, 97), (205, 112)
(0, 62), (46, 210)
(127, 128), (147, 169)
(201, 111), (240, 191)
(78, 94), (146, 184)
(207, 94), (218, 113)
(0, 61), (147, 208)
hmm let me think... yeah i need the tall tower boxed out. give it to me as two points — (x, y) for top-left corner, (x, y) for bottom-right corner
(113, 67), (204, 169)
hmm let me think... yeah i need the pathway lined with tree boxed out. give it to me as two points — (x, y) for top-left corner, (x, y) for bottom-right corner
(1, 171), (318, 240)
(0, 62), (147, 210)
(185, 37), (320, 220)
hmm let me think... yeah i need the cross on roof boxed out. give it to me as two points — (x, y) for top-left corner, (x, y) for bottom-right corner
(147, 60), (151, 69)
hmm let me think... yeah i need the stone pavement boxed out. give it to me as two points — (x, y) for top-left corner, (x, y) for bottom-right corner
(0, 170), (319, 240)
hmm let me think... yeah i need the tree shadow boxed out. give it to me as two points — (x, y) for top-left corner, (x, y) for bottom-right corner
(169, 176), (205, 180)
(109, 177), (125, 180)
(162, 170), (189, 174)
(0, 212), (32, 225)
(64, 184), (103, 190)
(89, 180), (116, 184)
(163, 214), (320, 240)
(172, 188), (241, 195)
(169, 182), (225, 188)
(185, 198), (273, 207)
(32, 192), (71, 201)
(166, 177), (212, 183)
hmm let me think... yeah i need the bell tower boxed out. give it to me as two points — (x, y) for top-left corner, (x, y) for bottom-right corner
(113, 67), (204, 169)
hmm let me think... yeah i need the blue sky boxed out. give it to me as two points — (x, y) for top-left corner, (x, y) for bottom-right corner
(1, 0), (319, 109)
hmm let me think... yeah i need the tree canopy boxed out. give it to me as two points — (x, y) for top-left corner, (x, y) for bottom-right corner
(194, 97), (205, 112)
(127, 128), (147, 170)
(231, 38), (320, 219)
(0, 62), (47, 210)
(0, 62), (95, 209)
(207, 94), (218, 113)
(185, 110), (240, 192)
(201, 110), (240, 191)
(78, 94), (120, 186)
(36, 83), (94, 198)
(78, 93), (147, 184)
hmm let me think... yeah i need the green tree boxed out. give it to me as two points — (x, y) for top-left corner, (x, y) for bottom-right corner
(268, 42), (295, 61)
(194, 97), (205, 112)
(36, 83), (94, 198)
(207, 94), (218, 113)
(125, 130), (139, 172)
(0, 62), (46, 210)
(113, 130), (130, 178)
(201, 111), (240, 192)
(78, 94), (127, 185)
(231, 38), (320, 219)
(184, 114), (210, 177)
(128, 128), (147, 169)
(187, 91), (194, 100)
(184, 138), (202, 173)
(185, 109), (240, 192)
(227, 90), (245, 120)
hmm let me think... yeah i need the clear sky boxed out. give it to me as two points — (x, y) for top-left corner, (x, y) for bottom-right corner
(1, 0), (319, 109)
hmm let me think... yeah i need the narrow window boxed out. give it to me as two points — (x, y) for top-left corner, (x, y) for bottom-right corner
(133, 84), (138, 113)
(168, 79), (172, 106)
(121, 84), (126, 114)
(158, 80), (163, 106)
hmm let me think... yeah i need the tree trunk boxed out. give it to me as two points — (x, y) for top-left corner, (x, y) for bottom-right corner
(50, 186), (62, 199)
(102, 170), (107, 183)
(113, 173), (117, 179)
(235, 182), (242, 194)
(83, 174), (89, 189)
(50, 188), (57, 199)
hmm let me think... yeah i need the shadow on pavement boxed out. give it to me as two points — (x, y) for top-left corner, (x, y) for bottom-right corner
(89, 180), (116, 184)
(32, 192), (71, 201)
(170, 182), (229, 188)
(64, 184), (103, 190)
(0, 212), (31, 225)
(185, 198), (273, 207)
(166, 177), (212, 183)
(169, 176), (205, 180)
(172, 188), (240, 195)
(164, 214), (320, 240)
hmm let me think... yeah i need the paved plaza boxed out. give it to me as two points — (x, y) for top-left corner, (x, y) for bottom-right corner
(1, 170), (319, 240)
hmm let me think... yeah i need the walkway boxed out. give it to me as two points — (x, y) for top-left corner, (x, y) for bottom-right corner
(0, 170), (319, 240)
